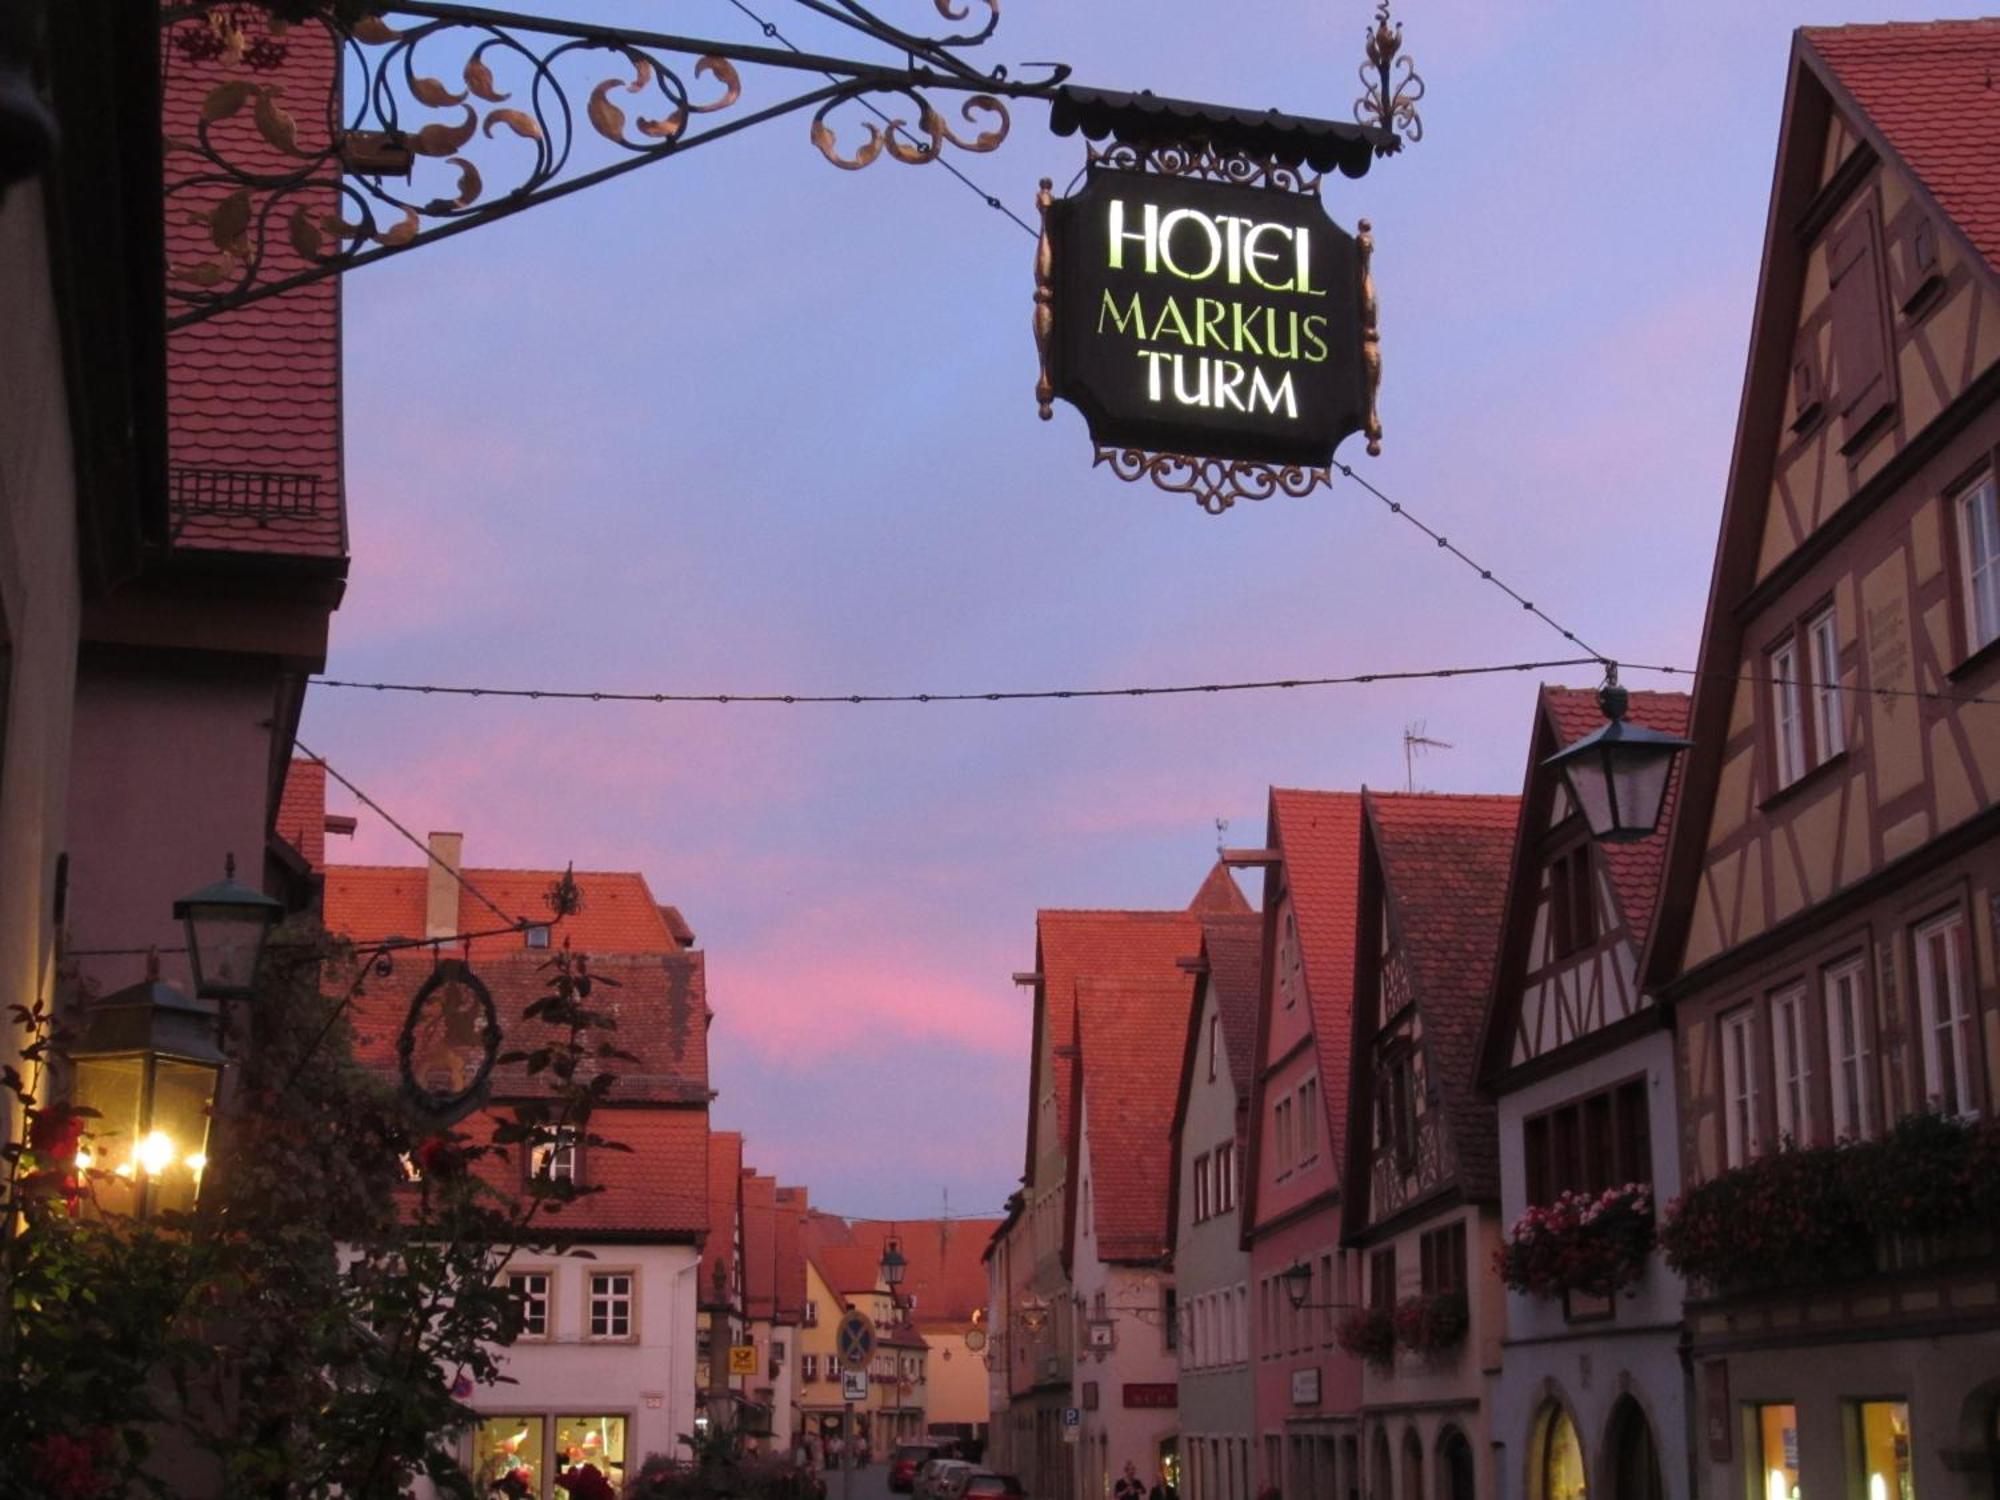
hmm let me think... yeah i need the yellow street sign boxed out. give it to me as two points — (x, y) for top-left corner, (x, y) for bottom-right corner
(728, 1344), (758, 1377)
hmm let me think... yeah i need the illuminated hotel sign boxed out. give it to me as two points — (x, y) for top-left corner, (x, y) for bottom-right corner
(1041, 168), (1373, 468)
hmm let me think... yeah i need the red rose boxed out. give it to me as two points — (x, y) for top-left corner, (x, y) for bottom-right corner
(28, 1105), (86, 1161)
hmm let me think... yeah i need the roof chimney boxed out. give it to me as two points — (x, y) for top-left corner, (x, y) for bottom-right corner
(425, 832), (463, 939)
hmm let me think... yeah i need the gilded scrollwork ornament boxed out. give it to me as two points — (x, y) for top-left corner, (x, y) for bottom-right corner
(1093, 449), (1333, 517)
(1356, 0), (1424, 148)
(1085, 140), (1320, 196)
(162, 0), (1057, 323)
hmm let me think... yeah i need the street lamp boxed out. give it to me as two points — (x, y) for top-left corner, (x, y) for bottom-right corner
(172, 853), (283, 1001)
(69, 976), (224, 1216)
(1543, 667), (1693, 844)
(879, 1237), (907, 1294)
(1281, 1260), (1350, 1313)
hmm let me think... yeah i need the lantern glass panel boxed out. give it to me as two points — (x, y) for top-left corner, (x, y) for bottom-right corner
(71, 1053), (145, 1164)
(150, 1057), (219, 1213)
(186, 902), (268, 998)
(1563, 753), (1617, 839)
(1611, 748), (1676, 839)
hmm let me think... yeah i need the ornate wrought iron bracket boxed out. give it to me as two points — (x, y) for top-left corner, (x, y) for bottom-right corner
(162, 0), (1063, 324)
(161, 0), (1421, 326)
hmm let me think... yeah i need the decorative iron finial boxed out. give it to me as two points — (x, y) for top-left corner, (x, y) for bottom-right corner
(1356, 0), (1424, 151)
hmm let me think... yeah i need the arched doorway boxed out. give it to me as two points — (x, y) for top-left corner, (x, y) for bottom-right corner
(1531, 1402), (1586, 1500)
(1605, 1396), (1664, 1500)
(1436, 1427), (1476, 1500)
(1402, 1430), (1425, 1500)
(1373, 1428), (1394, 1500)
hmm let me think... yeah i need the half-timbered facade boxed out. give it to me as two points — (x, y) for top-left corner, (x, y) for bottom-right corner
(1642, 22), (2000, 1500)
(1478, 688), (1691, 1500)
(1343, 791), (1518, 1500)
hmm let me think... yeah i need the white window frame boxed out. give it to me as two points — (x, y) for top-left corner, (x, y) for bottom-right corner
(1721, 1005), (1761, 1168)
(1274, 1097), (1293, 1174)
(1215, 1141), (1236, 1213)
(508, 1268), (553, 1340)
(1192, 1152), (1210, 1223)
(531, 1129), (578, 1184)
(1915, 911), (1978, 1119)
(1959, 474), (2000, 654)
(1807, 606), (1843, 760)
(1770, 637), (1806, 788)
(588, 1270), (636, 1341)
(1298, 1079), (1319, 1162)
(1823, 957), (1872, 1140)
(1771, 984), (1812, 1146)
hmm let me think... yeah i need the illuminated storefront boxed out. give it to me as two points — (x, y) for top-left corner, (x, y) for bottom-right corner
(471, 1413), (628, 1498)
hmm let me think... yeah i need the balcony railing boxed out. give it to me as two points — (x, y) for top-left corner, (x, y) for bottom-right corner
(169, 465), (326, 531)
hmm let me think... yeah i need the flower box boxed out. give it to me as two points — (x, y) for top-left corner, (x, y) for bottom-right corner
(1498, 1183), (1655, 1300)
(1392, 1291), (1467, 1355)
(1335, 1305), (1395, 1366)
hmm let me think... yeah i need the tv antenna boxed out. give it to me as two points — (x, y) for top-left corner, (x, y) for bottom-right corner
(1404, 721), (1452, 792)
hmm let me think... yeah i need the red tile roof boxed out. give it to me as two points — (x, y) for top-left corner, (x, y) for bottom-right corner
(1267, 789), (1364, 1165)
(346, 950), (711, 1104)
(702, 1131), (744, 1306)
(775, 1187), (809, 1324)
(1188, 860), (1253, 916)
(1364, 791), (1521, 1202)
(162, 20), (345, 559)
(276, 758), (326, 869)
(834, 1218), (1004, 1326)
(1541, 687), (1691, 955)
(326, 863), (682, 956)
(811, 1242), (885, 1299)
(742, 1172), (778, 1319)
(1199, 912), (1264, 1108)
(1030, 907), (1207, 1179)
(1804, 20), (2000, 273)
(449, 1102), (708, 1238)
(1072, 971), (1196, 1263)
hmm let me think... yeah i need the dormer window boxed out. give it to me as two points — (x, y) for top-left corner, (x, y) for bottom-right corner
(524, 924), (551, 949)
(529, 1128), (579, 1185)
(1548, 845), (1596, 959)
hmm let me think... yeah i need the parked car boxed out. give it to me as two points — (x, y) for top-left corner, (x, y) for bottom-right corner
(922, 1459), (974, 1499)
(960, 1474), (1027, 1499)
(937, 1467), (994, 1500)
(891, 1443), (943, 1493)
(913, 1458), (955, 1498)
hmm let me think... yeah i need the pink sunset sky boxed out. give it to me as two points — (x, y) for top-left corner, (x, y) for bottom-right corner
(299, 0), (1990, 1219)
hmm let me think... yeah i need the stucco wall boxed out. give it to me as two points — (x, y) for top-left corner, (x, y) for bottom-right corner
(0, 180), (81, 1148)
(1490, 1027), (1689, 1500)
(67, 661), (279, 998)
(1176, 979), (1254, 1491)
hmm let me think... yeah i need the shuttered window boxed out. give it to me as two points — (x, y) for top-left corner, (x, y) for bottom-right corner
(1827, 203), (1896, 449)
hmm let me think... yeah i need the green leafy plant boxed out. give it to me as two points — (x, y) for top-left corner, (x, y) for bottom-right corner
(2, 902), (630, 1500)
(1390, 1291), (1467, 1354)
(1334, 1305), (1395, 1366)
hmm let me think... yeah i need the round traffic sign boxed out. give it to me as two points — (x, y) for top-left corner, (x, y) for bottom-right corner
(837, 1309), (876, 1370)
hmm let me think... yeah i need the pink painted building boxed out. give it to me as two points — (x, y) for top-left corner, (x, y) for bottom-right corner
(1238, 789), (1364, 1500)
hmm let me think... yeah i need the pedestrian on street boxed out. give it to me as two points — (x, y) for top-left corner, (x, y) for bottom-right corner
(1114, 1461), (1146, 1500)
(1149, 1469), (1179, 1500)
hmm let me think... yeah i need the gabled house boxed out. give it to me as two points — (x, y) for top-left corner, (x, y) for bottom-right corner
(799, 1227), (931, 1453)
(1167, 911), (1264, 1500)
(699, 1131), (747, 1424)
(1065, 967), (1202, 1499)
(991, 865), (1248, 1500)
(1238, 789), (1364, 1500)
(1640, 22), (2000, 1500)
(324, 831), (713, 1498)
(1476, 689), (1691, 1500)
(741, 1171), (784, 1443)
(1342, 791), (1518, 1500)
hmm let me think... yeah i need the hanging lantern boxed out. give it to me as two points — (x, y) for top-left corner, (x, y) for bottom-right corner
(1543, 667), (1693, 843)
(173, 853), (283, 1000)
(880, 1237), (908, 1290)
(69, 978), (224, 1216)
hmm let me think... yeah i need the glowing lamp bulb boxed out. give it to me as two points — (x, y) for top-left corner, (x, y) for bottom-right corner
(1768, 1471), (1789, 1500)
(74, 1147), (93, 1170)
(134, 1130), (176, 1175)
(185, 1153), (207, 1174)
